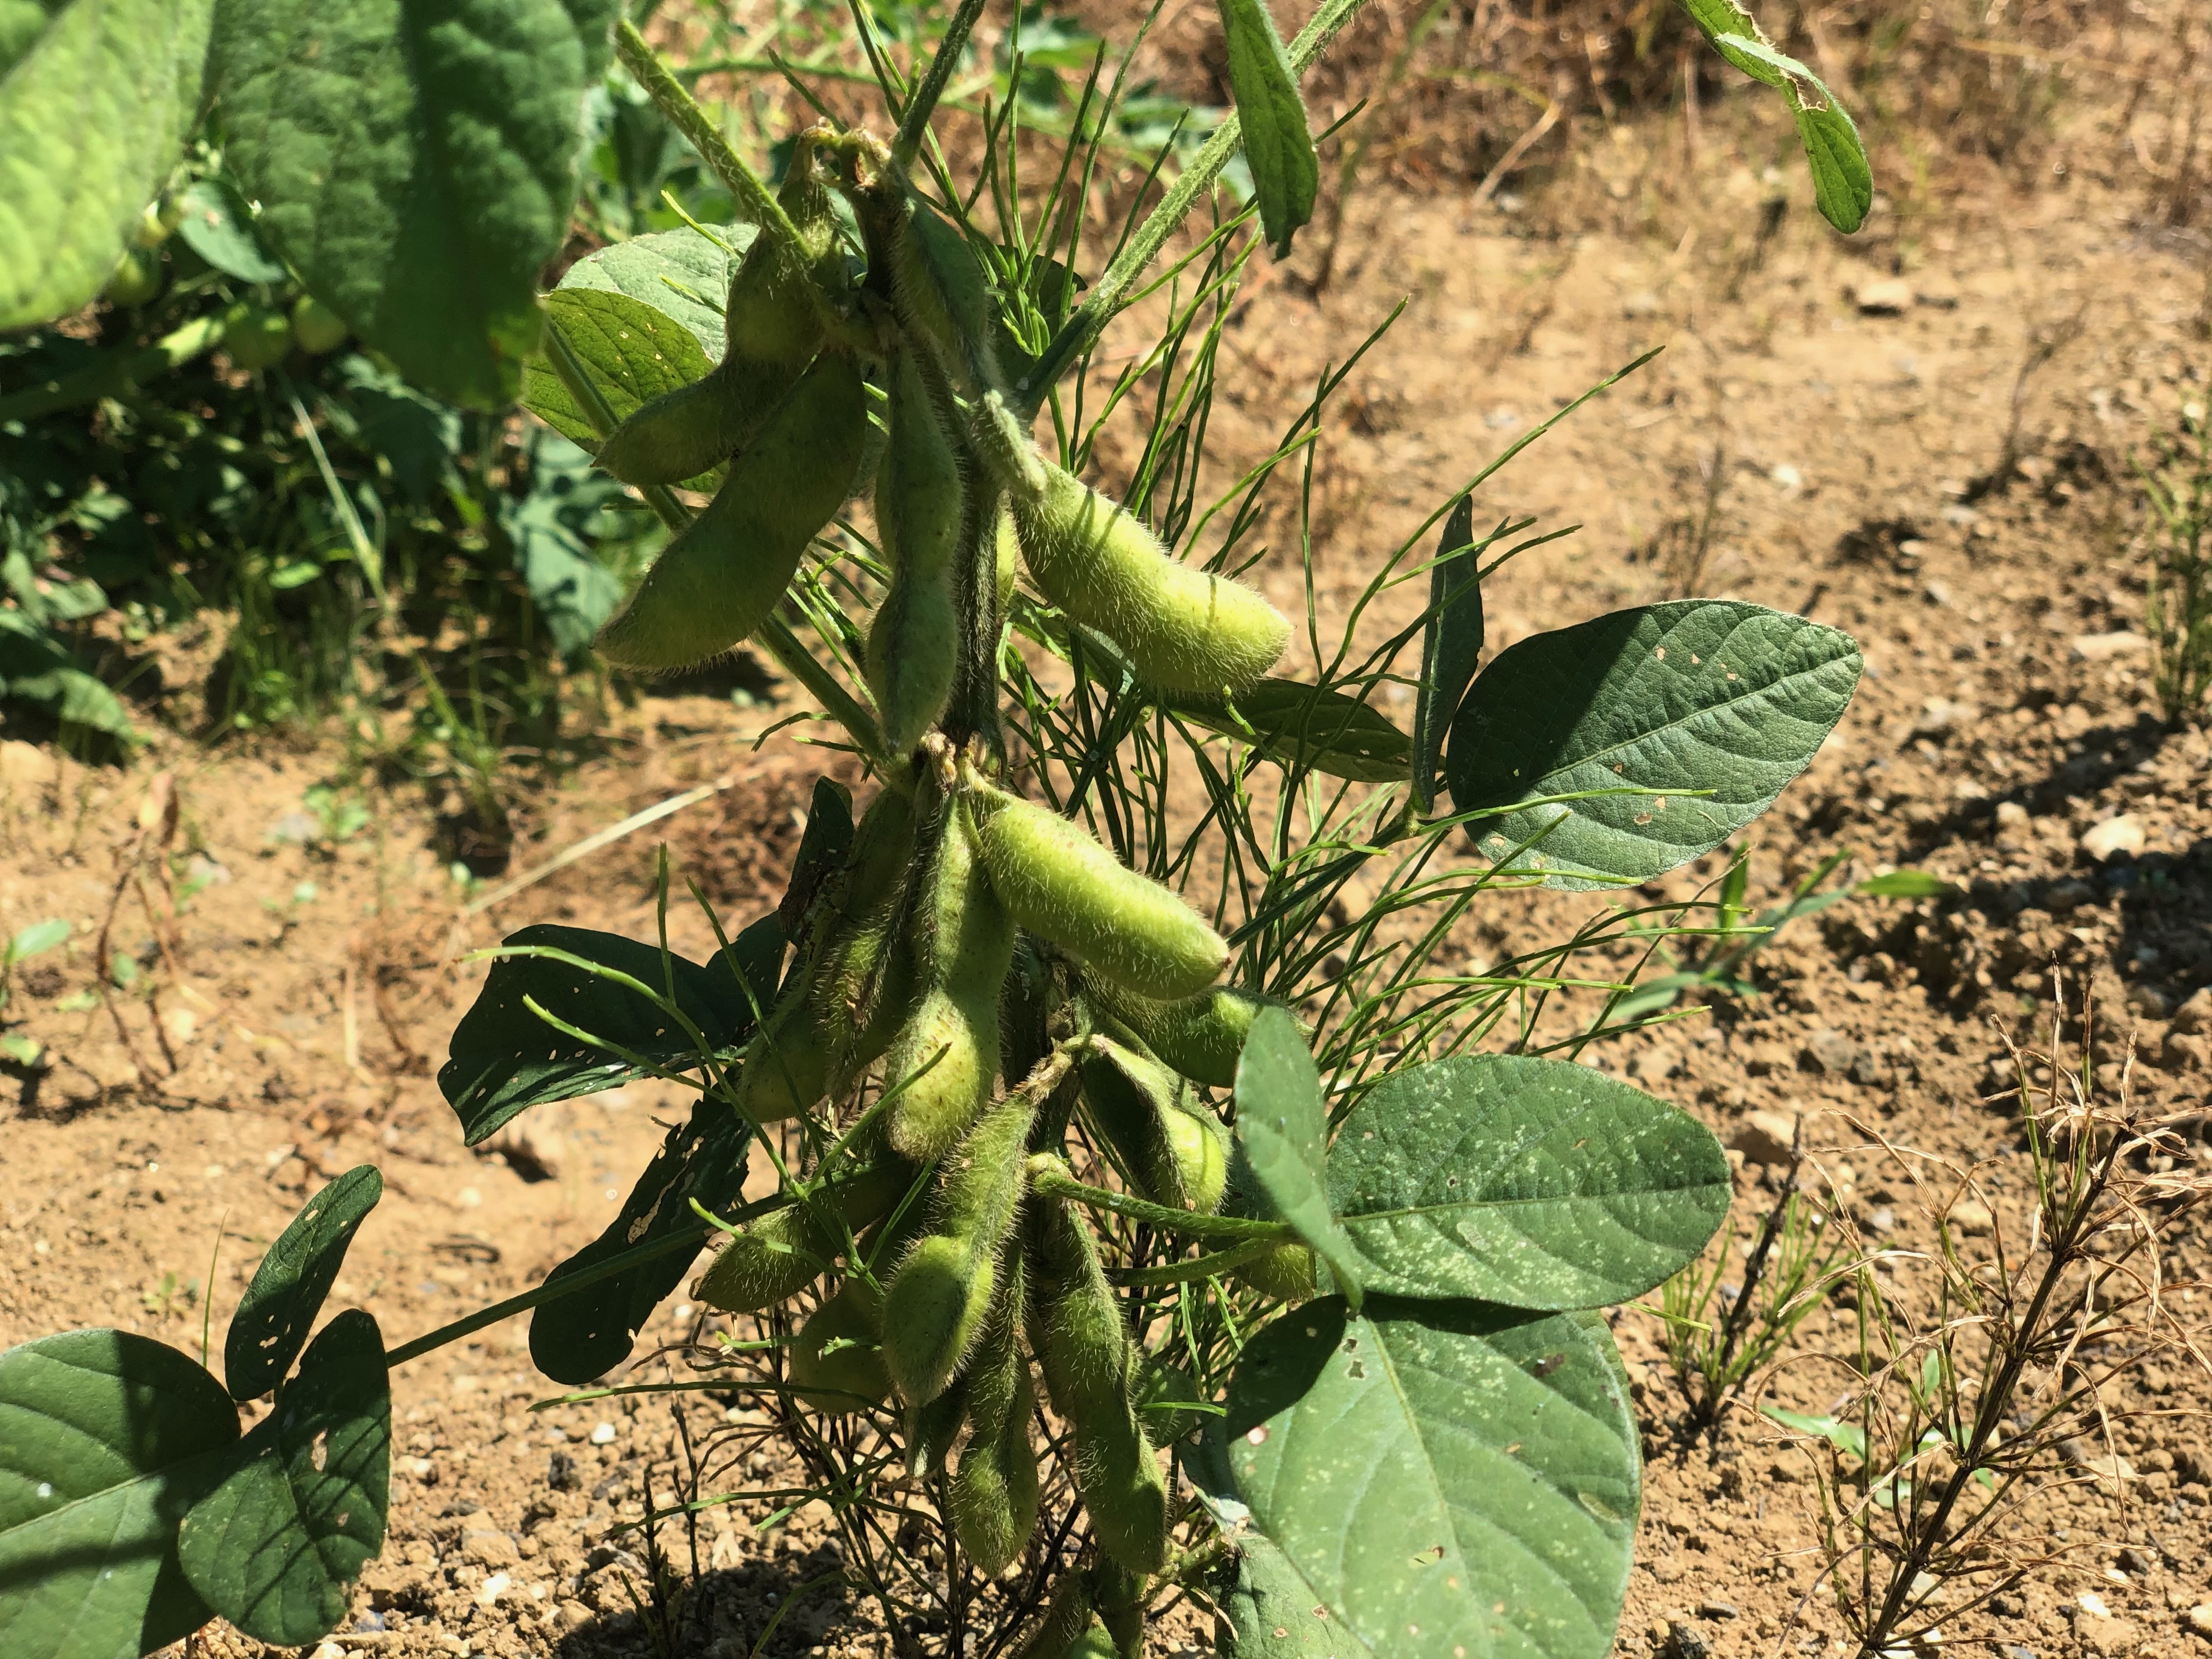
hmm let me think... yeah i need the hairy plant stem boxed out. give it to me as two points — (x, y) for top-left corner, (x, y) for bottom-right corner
(540, 316), (891, 767)
(891, 0), (991, 166)
(1013, 0), (1373, 417)
(1028, 1159), (1291, 1243)
(1113, 1235), (1279, 1286)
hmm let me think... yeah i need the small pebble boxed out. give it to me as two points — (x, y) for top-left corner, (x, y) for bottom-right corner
(590, 1421), (618, 1446)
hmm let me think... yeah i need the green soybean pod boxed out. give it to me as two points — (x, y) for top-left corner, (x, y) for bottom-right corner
(594, 140), (839, 487)
(788, 1282), (891, 1412)
(1024, 1198), (1167, 1575)
(906, 1369), (970, 1481)
(866, 345), (964, 753)
(1077, 1036), (1225, 1213)
(881, 1088), (1037, 1404)
(967, 785), (1228, 1001)
(885, 800), (1015, 1162)
(995, 502), (1021, 614)
(694, 1160), (910, 1314)
(1009, 1561), (1092, 1659)
(596, 348), (866, 673)
(1088, 1562), (1147, 1658)
(1084, 979), (1281, 1090)
(889, 185), (1002, 392)
(290, 295), (349, 355)
(1011, 462), (1289, 695)
(947, 1248), (1039, 1576)
(734, 981), (836, 1122)
(1232, 1240), (1317, 1302)
(222, 302), (292, 370)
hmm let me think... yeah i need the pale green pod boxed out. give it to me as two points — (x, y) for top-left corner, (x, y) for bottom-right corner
(890, 187), (1002, 392)
(596, 349), (866, 672)
(1012, 462), (1289, 694)
(595, 141), (839, 487)
(974, 388), (1047, 505)
(995, 503), (1020, 613)
(695, 1160), (911, 1314)
(1085, 980), (1280, 1090)
(968, 785), (1228, 1001)
(866, 346), (965, 752)
(948, 1249), (1039, 1576)
(735, 982), (836, 1122)
(1233, 1241), (1317, 1302)
(1077, 1036), (1227, 1212)
(881, 1090), (1037, 1404)
(788, 1282), (891, 1412)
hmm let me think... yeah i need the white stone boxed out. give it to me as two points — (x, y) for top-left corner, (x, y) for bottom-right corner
(2069, 631), (2150, 662)
(2080, 816), (2147, 862)
(1854, 277), (1914, 314)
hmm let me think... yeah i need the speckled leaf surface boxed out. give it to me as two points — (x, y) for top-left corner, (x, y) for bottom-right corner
(0, 0), (216, 328)
(556, 224), (740, 358)
(1226, 1297), (1640, 1659)
(211, 0), (619, 409)
(1326, 1056), (1730, 1308)
(1446, 601), (1860, 890)
(1234, 1007), (1364, 1308)
(224, 1166), (383, 1401)
(521, 287), (715, 456)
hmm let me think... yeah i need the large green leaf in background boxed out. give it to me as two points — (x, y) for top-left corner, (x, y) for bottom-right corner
(210, 0), (621, 409)
(0, 0), (216, 329)
(1234, 1007), (1364, 1308)
(1225, 1297), (1640, 1659)
(1326, 1056), (1730, 1307)
(0, 1330), (239, 1659)
(1444, 601), (1860, 890)
(179, 1311), (390, 1646)
(224, 1165), (383, 1401)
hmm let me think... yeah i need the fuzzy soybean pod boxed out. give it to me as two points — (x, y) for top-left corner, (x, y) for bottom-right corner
(888, 184), (1003, 392)
(1024, 1195), (1168, 1575)
(1009, 1562), (1092, 1659)
(596, 348), (866, 673)
(1085, 979), (1280, 1090)
(995, 503), (1021, 613)
(694, 1160), (911, 1314)
(866, 346), (965, 753)
(1078, 1036), (1228, 1213)
(1233, 1241), (1317, 1302)
(1011, 462), (1289, 696)
(967, 784), (1228, 1001)
(787, 1280), (891, 1412)
(593, 144), (838, 487)
(947, 1246), (1040, 1576)
(881, 1088), (1037, 1405)
(884, 800), (1015, 1162)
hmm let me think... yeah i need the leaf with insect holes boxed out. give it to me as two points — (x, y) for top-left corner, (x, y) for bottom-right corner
(1216, 0), (1317, 257)
(1325, 1056), (1731, 1308)
(529, 1095), (749, 1385)
(0, 0), (217, 329)
(1444, 602), (1860, 890)
(210, 0), (620, 408)
(1672, 0), (1871, 233)
(437, 918), (784, 1145)
(179, 1311), (390, 1647)
(557, 224), (741, 358)
(1234, 1007), (1364, 1310)
(1412, 496), (1483, 814)
(0, 1329), (240, 1659)
(224, 1165), (383, 1401)
(1225, 1297), (1641, 1659)
(520, 287), (718, 466)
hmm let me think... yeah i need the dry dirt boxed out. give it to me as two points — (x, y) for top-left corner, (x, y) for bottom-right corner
(4, 77), (2211, 1659)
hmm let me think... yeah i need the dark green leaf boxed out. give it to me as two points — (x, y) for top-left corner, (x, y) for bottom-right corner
(0, 611), (138, 740)
(1216, 0), (1317, 257)
(325, 355), (463, 507)
(1178, 678), (1412, 785)
(0, 1330), (240, 1658)
(211, 0), (622, 408)
(0, 1), (216, 328)
(1226, 1297), (1640, 1659)
(780, 778), (855, 938)
(179, 1311), (389, 1647)
(529, 1096), (748, 1384)
(1234, 1007), (1364, 1309)
(438, 919), (783, 1145)
(224, 1166), (383, 1401)
(1444, 601), (1860, 890)
(501, 432), (628, 657)
(1325, 1056), (1730, 1308)
(556, 225), (740, 358)
(520, 287), (718, 463)
(173, 179), (290, 284)
(1412, 496), (1483, 814)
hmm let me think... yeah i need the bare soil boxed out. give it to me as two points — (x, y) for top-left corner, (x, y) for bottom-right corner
(4, 82), (2211, 1659)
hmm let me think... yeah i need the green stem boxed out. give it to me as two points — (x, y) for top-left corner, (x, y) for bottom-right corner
(0, 312), (226, 423)
(891, 0), (992, 166)
(1028, 1162), (1290, 1243)
(1112, 1235), (1278, 1287)
(1014, 0), (1372, 417)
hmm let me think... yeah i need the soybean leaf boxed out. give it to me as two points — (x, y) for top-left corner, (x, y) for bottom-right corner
(501, 431), (630, 657)
(1856, 868), (1953, 899)
(1674, 0), (1871, 233)
(1325, 1056), (1730, 1308)
(1234, 1007), (1364, 1310)
(0, 0), (216, 329)
(557, 224), (741, 358)
(780, 777), (856, 938)
(520, 287), (716, 461)
(529, 1096), (749, 1384)
(0, 1329), (240, 1658)
(437, 918), (783, 1144)
(7, 919), (70, 964)
(1186, 679), (1412, 786)
(1412, 495), (1483, 814)
(0, 610), (139, 741)
(224, 1165), (383, 1401)
(1444, 601), (1861, 890)
(210, 0), (621, 409)
(173, 178), (289, 284)
(1226, 1296), (1640, 1659)
(179, 1311), (389, 1647)
(1216, 0), (1317, 257)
